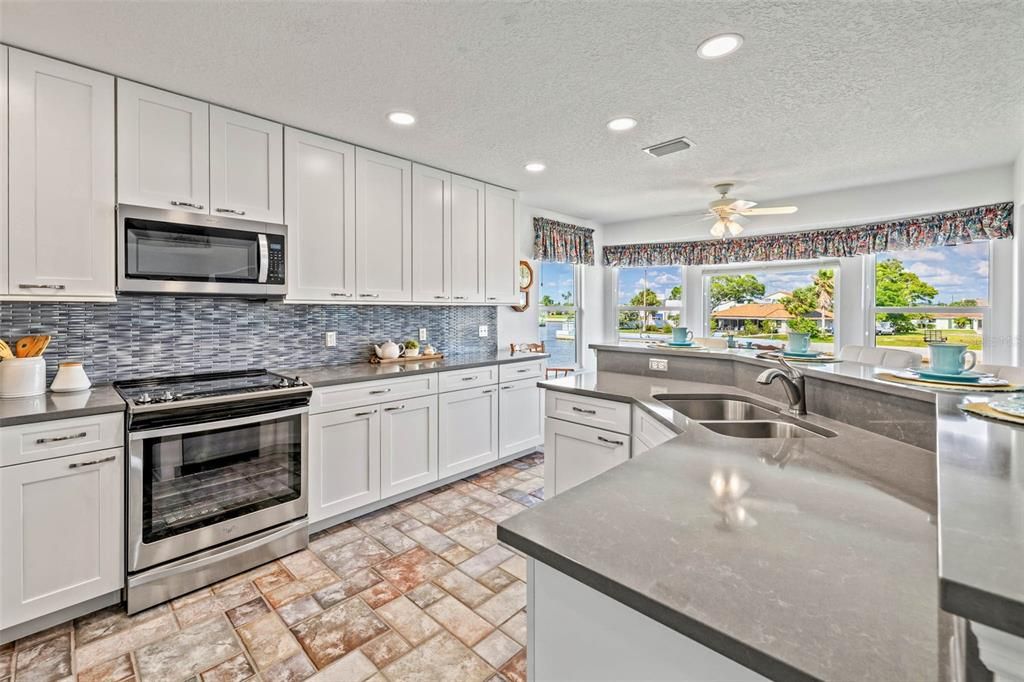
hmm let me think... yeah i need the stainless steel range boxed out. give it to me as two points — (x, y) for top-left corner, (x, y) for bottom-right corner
(114, 369), (311, 613)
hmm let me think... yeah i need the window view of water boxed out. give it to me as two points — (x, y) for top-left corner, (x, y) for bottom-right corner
(538, 262), (578, 368)
(540, 312), (577, 367)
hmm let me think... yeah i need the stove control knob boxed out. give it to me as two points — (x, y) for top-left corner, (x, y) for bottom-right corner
(161, 390), (175, 402)
(137, 392), (152, 404)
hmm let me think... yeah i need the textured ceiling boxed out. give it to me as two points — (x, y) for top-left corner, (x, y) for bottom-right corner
(2, 0), (1022, 223)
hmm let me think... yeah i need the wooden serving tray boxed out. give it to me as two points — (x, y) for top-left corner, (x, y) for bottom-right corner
(370, 352), (445, 365)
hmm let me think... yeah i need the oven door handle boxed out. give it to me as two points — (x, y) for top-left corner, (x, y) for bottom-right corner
(129, 406), (308, 440)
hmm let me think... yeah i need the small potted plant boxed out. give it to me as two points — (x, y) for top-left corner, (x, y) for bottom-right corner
(404, 339), (420, 357)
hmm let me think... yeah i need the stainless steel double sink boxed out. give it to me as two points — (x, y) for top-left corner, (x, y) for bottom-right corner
(657, 396), (837, 439)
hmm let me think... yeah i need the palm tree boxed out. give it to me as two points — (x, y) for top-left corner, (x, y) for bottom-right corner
(813, 269), (834, 312)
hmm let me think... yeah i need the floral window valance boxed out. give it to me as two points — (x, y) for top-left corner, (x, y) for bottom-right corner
(602, 202), (1014, 267)
(534, 217), (595, 265)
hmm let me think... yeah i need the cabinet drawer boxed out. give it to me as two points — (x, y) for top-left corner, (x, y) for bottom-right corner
(438, 365), (498, 392)
(1, 412), (124, 467)
(312, 374), (437, 414)
(499, 360), (545, 383)
(545, 392), (631, 435)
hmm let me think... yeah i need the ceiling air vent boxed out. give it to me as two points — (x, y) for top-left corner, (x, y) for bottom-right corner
(642, 136), (694, 158)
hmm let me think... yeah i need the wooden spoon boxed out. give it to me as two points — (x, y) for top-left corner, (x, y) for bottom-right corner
(15, 335), (51, 358)
(0, 339), (13, 360)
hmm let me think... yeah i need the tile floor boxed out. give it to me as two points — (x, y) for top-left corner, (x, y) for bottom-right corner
(2, 452), (544, 682)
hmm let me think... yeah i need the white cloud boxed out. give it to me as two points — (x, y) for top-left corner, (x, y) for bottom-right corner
(901, 249), (947, 262)
(908, 262), (966, 286)
(975, 260), (989, 277)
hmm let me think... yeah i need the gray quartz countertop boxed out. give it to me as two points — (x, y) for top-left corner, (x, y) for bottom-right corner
(499, 371), (946, 681)
(0, 383), (125, 427)
(277, 350), (549, 388)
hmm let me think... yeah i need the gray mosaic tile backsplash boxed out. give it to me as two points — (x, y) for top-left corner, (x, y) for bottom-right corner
(0, 296), (498, 383)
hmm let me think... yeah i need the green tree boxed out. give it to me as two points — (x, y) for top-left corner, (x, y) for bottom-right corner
(630, 288), (662, 307)
(953, 316), (972, 329)
(669, 285), (682, 301)
(875, 258), (939, 333)
(540, 294), (555, 307)
(561, 290), (573, 306)
(709, 275), (765, 308)
(813, 269), (834, 311)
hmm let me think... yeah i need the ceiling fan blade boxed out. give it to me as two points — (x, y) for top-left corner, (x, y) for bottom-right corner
(728, 199), (757, 211)
(737, 206), (798, 216)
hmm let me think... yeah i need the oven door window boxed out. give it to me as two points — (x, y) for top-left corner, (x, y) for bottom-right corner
(125, 218), (260, 283)
(142, 414), (301, 544)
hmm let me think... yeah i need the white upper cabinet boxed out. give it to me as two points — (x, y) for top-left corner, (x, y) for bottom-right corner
(117, 80), (209, 214)
(450, 175), (486, 303)
(412, 164), (452, 302)
(285, 128), (356, 302)
(8, 50), (115, 298)
(210, 106), (283, 222)
(484, 184), (519, 303)
(1, 47), (8, 296)
(355, 148), (412, 301)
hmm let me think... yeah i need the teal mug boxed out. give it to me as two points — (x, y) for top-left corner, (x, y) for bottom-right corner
(672, 327), (694, 343)
(787, 332), (811, 353)
(929, 342), (976, 374)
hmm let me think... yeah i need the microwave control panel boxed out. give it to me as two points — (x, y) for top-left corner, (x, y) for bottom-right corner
(267, 235), (286, 284)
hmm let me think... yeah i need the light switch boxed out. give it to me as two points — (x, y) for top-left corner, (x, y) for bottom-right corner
(479, 325), (489, 337)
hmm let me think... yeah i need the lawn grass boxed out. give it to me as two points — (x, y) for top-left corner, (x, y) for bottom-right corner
(875, 331), (981, 350)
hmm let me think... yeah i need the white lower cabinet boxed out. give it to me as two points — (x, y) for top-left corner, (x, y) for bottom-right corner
(499, 379), (543, 458)
(309, 406), (381, 522)
(0, 447), (123, 630)
(632, 406), (677, 456)
(439, 386), (499, 478)
(380, 394), (439, 497)
(544, 418), (630, 497)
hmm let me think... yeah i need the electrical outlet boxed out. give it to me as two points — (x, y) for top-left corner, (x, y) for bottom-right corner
(325, 331), (337, 348)
(649, 358), (668, 372)
(478, 325), (489, 338)
(419, 328), (427, 341)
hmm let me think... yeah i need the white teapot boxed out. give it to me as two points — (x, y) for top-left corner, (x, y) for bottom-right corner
(374, 340), (405, 360)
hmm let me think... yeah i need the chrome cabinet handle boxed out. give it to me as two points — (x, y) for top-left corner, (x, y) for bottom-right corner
(384, 404), (405, 412)
(501, 385), (513, 390)
(487, 297), (498, 301)
(68, 455), (116, 469)
(369, 388), (392, 395)
(517, 368), (530, 373)
(597, 436), (624, 446)
(482, 389), (494, 394)
(453, 296), (468, 300)
(170, 201), (204, 210)
(354, 409), (378, 417)
(359, 293), (380, 298)
(19, 283), (66, 290)
(434, 295), (448, 300)
(215, 208), (246, 215)
(331, 293), (353, 298)
(461, 376), (478, 381)
(571, 406), (597, 415)
(37, 431), (87, 444)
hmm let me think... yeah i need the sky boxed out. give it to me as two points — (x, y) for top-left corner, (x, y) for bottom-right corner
(876, 242), (989, 304)
(539, 262), (576, 305)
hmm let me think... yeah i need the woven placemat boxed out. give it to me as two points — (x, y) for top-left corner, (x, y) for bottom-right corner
(646, 343), (709, 352)
(960, 402), (1024, 425)
(780, 355), (843, 364)
(876, 372), (1024, 393)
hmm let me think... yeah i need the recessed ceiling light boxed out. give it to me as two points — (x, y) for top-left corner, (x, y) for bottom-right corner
(524, 162), (546, 173)
(696, 33), (743, 60)
(387, 111), (416, 126)
(607, 117), (638, 131)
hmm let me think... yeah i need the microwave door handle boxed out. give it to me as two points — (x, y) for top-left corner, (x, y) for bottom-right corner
(257, 234), (269, 283)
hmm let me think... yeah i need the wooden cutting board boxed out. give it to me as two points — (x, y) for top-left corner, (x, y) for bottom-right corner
(14, 335), (51, 358)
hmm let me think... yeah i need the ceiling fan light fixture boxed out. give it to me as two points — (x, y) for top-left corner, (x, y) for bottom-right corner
(710, 220), (727, 238)
(697, 33), (744, 60)
(727, 220), (744, 237)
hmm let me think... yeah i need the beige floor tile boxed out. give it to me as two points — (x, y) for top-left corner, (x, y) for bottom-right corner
(317, 536), (392, 578)
(276, 595), (323, 627)
(236, 612), (300, 670)
(374, 596), (441, 645)
(75, 612), (179, 671)
(499, 555), (527, 581)
(359, 630), (412, 668)
(279, 550), (329, 579)
(435, 569), (494, 608)
(475, 581), (527, 626)
(457, 544), (514, 578)
(199, 652), (254, 682)
(173, 594), (227, 628)
(403, 524), (457, 555)
(260, 651), (316, 682)
(443, 517), (499, 553)
(225, 596), (271, 628)
(74, 604), (170, 648)
(375, 547), (452, 593)
(314, 567), (382, 608)
(291, 598), (389, 669)
(134, 616), (240, 682)
(309, 526), (365, 553)
(426, 595), (493, 647)
(76, 652), (134, 682)
(405, 582), (447, 609)
(500, 647), (528, 682)
(382, 631), (492, 682)
(14, 633), (73, 682)
(359, 581), (403, 609)
(307, 649), (378, 682)
(473, 629), (521, 669)
(499, 610), (528, 646)
(254, 564), (294, 594)
(478, 567), (517, 593)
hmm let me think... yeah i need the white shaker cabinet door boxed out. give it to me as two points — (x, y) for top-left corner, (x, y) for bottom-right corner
(438, 386), (499, 478)
(309, 406), (381, 522)
(544, 418), (629, 497)
(0, 447), (124, 630)
(210, 106), (284, 222)
(0, 46), (8, 295)
(117, 80), (209, 214)
(355, 148), (412, 301)
(450, 175), (486, 303)
(412, 163), (452, 303)
(8, 50), (115, 297)
(484, 184), (519, 304)
(380, 394), (438, 497)
(499, 379), (544, 458)
(285, 128), (356, 302)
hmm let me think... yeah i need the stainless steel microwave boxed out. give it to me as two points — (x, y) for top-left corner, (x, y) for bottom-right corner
(117, 204), (287, 297)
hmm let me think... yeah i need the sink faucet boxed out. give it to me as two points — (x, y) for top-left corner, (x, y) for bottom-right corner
(755, 355), (807, 416)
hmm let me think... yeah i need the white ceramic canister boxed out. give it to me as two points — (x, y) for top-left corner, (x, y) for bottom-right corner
(51, 361), (92, 393)
(0, 357), (47, 398)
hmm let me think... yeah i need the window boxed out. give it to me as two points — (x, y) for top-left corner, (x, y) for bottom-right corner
(615, 266), (683, 343)
(704, 263), (837, 352)
(538, 262), (580, 367)
(873, 242), (989, 363)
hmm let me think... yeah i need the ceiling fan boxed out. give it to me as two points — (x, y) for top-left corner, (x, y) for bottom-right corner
(690, 183), (799, 238)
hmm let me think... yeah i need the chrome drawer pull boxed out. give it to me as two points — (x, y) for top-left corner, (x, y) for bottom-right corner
(501, 385), (513, 390)
(461, 376), (478, 381)
(36, 431), (87, 444)
(354, 410), (377, 416)
(331, 292), (353, 297)
(571, 407), (597, 415)
(215, 207), (246, 216)
(517, 368), (530, 373)
(369, 388), (392, 395)
(487, 297), (498, 301)
(597, 436), (623, 446)
(384, 405), (405, 412)
(68, 455), (116, 469)
(359, 293), (380, 298)
(170, 201), (204, 210)
(482, 389), (494, 394)
(434, 295), (448, 300)
(453, 296), (468, 300)
(19, 283), (66, 290)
